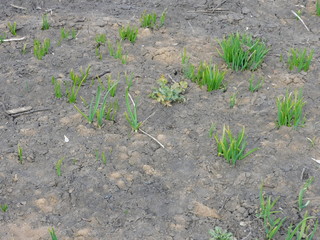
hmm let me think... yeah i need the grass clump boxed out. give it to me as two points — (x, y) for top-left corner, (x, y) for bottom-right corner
(58, 28), (77, 45)
(218, 33), (269, 71)
(41, 14), (50, 30)
(209, 227), (234, 240)
(107, 40), (128, 64)
(33, 38), (50, 60)
(7, 22), (17, 36)
(105, 100), (119, 122)
(150, 75), (188, 106)
(55, 158), (64, 176)
(229, 93), (237, 108)
(287, 48), (313, 72)
(316, 0), (320, 16)
(52, 77), (63, 98)
(140, 9), (167, 29)
(49, 228), (58, 240)
(276, 90), (306, 128)
(125, 90), (141, 132)
(298, 177), (314, 211)
(214, 125), (258, 165)
(17, 144), (23, 163)
(248, 74), (264, 92)
(119, 25), (138, 43)
(106, 74), (118, 97)
(0, 204), (8, 212)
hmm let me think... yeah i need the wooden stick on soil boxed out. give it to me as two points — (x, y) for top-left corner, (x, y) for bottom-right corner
(291, 10), (310, 32)
(3, 36), (26, 42)
(139, 128), (165, 149)
(10, 4), (27, 10)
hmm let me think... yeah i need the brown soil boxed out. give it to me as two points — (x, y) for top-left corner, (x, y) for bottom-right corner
(1, 0), (320, 239)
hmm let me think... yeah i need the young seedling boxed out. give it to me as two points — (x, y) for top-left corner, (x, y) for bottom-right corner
(21, 43), (27, 54)
(17, 144), (23, 163)
(0, 34), (6, 43)
(0, 204), (8, 212)
(95, 34), (106, 46)
(208, 123), (216, 138)
(71, 28), (77, 39)
(317, 0), (320, 16)
(248, 74), (264, 92)
(140, 11), (157, 28)
(287, 48), (313, 72)
(218, 33), (269, 71)
(181, 49), (196, 80)
(107, 39), (128, 64)
(119, 25), (138, 43)
(208, 227), (234, 240)
(258, 185), (287, 240)
(199, 63), (226, 91)
(276, 90), (306, 128)
(55, 158), (64, 177)
(214, 125), (258, 165)
(125, 72), (134, 90)
(229, 92), (237, 108)
(306, 137), (316, 147)
(125, 90), (141, 132)
(7, 22), (17, 36)
(52, 77), (63, 98)
(106, 74), (118, 97)
(105, 100), (119, 122)
(41, 14), (50, 30)
(33, 38), (50, 60)
(49, 228), (58, 240)
(150, 75), (188, 106)
(60, 27), (69, 40)
(298, 177), (314, 211)
(159, 10), (167, 27)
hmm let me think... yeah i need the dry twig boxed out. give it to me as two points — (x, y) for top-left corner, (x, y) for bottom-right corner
(291, 10), (310, 32)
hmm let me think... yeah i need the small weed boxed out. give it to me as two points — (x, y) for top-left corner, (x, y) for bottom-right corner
(317, 0), (320, 16)
(258, 185), (286, 240)
(101, 151), (107, 165)
(125, 90), (141, 132)
(7, 22), (17, 36)
(214, 125), (258, 165)
(276, 90), (306, 128)
(60, 27), (69, 40)
(66, 66), (91, 103)
(298, 177), (314, 211)
(208, 123), (216, 138)
(287, 48), (313, 72)
(95, 33), (106, 47)
(49, 228), (58, 240)
(41, 14), (50, 30)
(0, 204), (8, 212)
(105, 100), (119, 122)
(218, 33), (269, 71)
(71, 28), (77, 39)
(107, 39), (128, 64)
(21, 43), (27, 54)
(17, 144), (23, 163)
(0, 34), (6, 43)
(106, 74), (118, 97)
(55, 158), (64, 176)
(52, 77), (63, 98)
(119, 25), (138, 43)
(181, 49), (196, 80)
(159, 10), (167, 27)
(33, 38), (50, 60)
(150, 75), (188, 106)
(229, 93), (237, 108)
(140, 11), (157, 28)
(248, 74), (264, 92)
(209, 226), (234, 240)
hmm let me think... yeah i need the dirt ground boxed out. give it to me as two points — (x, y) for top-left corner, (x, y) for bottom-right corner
(1, 0), (320, 239)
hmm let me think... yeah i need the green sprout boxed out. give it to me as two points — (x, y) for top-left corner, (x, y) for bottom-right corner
(33, 38), (50, 60)
(298, 177), (314, 211)
(55, 158), (64, 177)
(41, 14), (50, 30)
(8, 22), (17, 36)
(49, 228), (58, 240)
(0, 204), (8, 212)
(119, 25), (138, 43)
(287, 48), (313, 72)
(125, 90), (141, 132)
(17, 144), (23, 163)
(209, 226), (234, 240)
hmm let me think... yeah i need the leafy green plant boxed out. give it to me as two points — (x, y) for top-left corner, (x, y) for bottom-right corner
(52, 77), (63, 98)
(66, 66), (91, 103)
(33, 38), (50, 60)
(150, 75), (188, 106)
(248, 74), (264, 92)
(55, 158), (64, 176)
(105, 100), (118, 122)
(298, 177), (314, 211)
(229, 93), (237, 108)
(218, 33), (269, 71)
(276, 90), (306, 128)
(209, 226), (234, 240)
(17, 144), (23, 163)
(258, 185), (287, 240)
(49, 228), (58, 240)
(107, 39), (128, 64)
(8, 22), (17, 36)
(287, 48), (313, 72)
(119, 25), (138, 43)
(0, 204), (8, 212)
(214, 125), (258, 165)
(125, 90), (141, 132)
(41, 14), (50, 30)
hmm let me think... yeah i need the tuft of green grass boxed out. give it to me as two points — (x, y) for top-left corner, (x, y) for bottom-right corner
(55, 158), (64, 177)
(150, 75), (188, 106)
(21, 43), (27, 54)
(60, 27), (69, 40)
(258, 185), (287, 240)
(17, 144), (23, 164)
(49, 228), (58, 240)
(229, 92), (237, 108)
(41, 14), (50, 30)
(107, 39), (128, 64)
(276, 90), (306, 128)
(106, 74), (118, 97)
(66, 66), (91, 103)
(8, 22), (17, 36)
(218, 33), (269, 71)
(0, 33), (6, 43)
(105, 100), (118, 122)
(214, 125), (258, 165)
(159, 10), (167, 27)
(298, 177), (314, 211)
(95, 33), (106, 46)
(140, 11), (157, 28)
(287, 48), (313, 72)
(125, 90), (141, 132)
(33, 38), (50, 60)
(119, 25), (138, 43)
(52, 77), (63, 98)
(209, 226), (234, 240)
(316, 0), (320, 16)
(0, 204), (8, 212)
(248, 74), (264, 92)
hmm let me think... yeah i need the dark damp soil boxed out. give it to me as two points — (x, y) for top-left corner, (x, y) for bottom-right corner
(0, 0), (320, 239)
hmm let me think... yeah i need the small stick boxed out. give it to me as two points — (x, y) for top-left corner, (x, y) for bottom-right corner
(139, 128), (165, 148)
(128, 93), (135, 107)
(167, 74), (177, 83)
(11, 108), (51, 117)
(3, 36), (26, 42)
(187, 21), (195, 33)
(6, 106), (32, 115)
(291, 10), (310, 32)
(311, 157), (320, 164)
(10, 4), (27, 10)
(141, 111), (156, 126)
(92, 70), (111, 80)
(300, 167), (306, 180)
